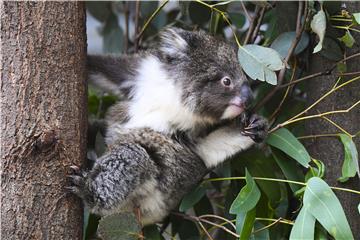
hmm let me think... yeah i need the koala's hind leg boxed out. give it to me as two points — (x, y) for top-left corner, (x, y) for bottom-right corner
(68, 143), (153, 215)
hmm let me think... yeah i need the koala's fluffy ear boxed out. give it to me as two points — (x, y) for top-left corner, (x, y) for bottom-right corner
(160, 27), (191, 57)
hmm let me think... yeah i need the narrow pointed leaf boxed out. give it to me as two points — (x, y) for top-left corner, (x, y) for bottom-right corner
(290, 207), (316, 240)
(229, 169), (261, 214)
(304, 177), (353, 239)
(339, 30), (355, 48)
(236, 208), (256, 240)
(272, 149), (304, 192)
(179, 185), (206, 212)
(338, 134), (359, 182)
(238, 45), (284, 85)
(266, 128), (311, 168)
(98, 212), (141, 240)
(271, 31), (310, 59)
(353, 13), (360, 24)
(311, 10), (326, 53)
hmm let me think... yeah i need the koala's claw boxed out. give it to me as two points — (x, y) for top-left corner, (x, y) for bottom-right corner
(67, 165), (88, 197)
(242, 114), (268, 143)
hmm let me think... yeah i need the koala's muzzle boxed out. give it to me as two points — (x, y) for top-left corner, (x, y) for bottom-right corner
(239, 83), (254, 109)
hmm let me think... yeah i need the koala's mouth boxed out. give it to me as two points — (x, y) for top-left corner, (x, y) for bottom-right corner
(221, 103), (245, 119)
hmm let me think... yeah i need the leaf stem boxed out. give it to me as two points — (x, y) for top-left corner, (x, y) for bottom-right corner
(137, 0), (169, 40)
(203, 176), (360, 195)
(270, 76), (360, 133)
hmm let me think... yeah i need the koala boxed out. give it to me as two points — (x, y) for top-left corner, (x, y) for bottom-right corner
(69, 28), (268, 226)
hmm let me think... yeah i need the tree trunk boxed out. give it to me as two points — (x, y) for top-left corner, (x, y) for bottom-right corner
(304, 2), (360, 236)
(1, 2), (86, 240)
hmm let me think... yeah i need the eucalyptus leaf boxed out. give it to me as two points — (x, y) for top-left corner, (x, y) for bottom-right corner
(179, 185), (206, 212)
(290, 207), (316, 240)
(98, 212), (141, 240)
(304, 177), (353, 239)
(235, 208), (256, 239)
(229, 169), (261, 214)
(337, 134), (359, 182)
(189, 1), (211, 26)
(86, 2), (112, 22)
(339, 30), (355, 48)
(353, 13), (360, 24)
(266, 128), (311, 168)
(272, 149), (304, 192)
(238, 45), (285, 85)
(311, 10), (326, 53)
(228, 12), (246, 28)
(249, 222), (270, 240)
(271, 31), (310, 59)
(102, 14), (123, 53)
(143, 225), (163, 240)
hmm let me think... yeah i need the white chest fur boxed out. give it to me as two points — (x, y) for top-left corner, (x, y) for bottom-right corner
(123, 55), (207, 133)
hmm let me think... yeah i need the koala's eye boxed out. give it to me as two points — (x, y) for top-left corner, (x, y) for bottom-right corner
(221, 77), (232, 87)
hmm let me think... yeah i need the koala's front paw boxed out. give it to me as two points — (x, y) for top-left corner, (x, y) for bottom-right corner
(241, 114), (268, 143)
(66, 165), (88, 197)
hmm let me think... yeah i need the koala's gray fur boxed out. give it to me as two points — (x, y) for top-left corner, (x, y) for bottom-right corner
(69, 27), (268, 225)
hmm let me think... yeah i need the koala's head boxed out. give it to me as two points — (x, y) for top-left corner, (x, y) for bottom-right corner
(158, 27), (253, 122)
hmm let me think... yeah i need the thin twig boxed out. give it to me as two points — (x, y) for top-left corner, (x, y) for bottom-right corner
(199, 218), (240, 238)
(254, 1), (306, 111)
(137, 0), (169, 40)
(198, 221), (215, 240)
(134, 0), (140, 52)
(321, 116), (354, 137)
(297, 133), (341, 139)
(279, 52), (360, 88)
(123, 1), (129, 52)
(251, 7), (266, 43)
(269, 60), (297, 121)
(243, 6), (260, 45)
(199, 214), (236, 231)
(172, 212), (239, 238)
(339, 71), (360, 76)
(270, 76), (360, 132)
(253, 218), (282, 234)
(240, 1), (250, 20)
(203, 176), (360, 195)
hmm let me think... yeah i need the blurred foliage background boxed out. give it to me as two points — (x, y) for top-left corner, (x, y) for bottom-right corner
(85, 1), (360, 240)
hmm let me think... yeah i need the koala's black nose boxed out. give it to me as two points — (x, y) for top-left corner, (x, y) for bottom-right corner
(239, 83), (254, 108)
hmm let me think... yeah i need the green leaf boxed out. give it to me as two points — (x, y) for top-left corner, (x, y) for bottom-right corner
(290, 207), (316, 240)
(102, 14), (123, 54)
(337, 134), (359, 182)
(236, 208), (256, 240)
(86, 2), (112, 22)
(229, 169), (261, 214)
(179, 185), (206, 212)
(189, 1), (211, 26)
(311, 10), (327, 53)
(353, 13), (360, 24)
(272, 149), (304, 192)
(143, 225), (163, 240)
(304, 177), (353, 239)
(228, 12), (246, 29)
(339, 30), (355, 48)
(271, 31), (310, 59)
(249, 222), (270, 240)
(266, 128), (311, 168)
(98, 212), (141, 240)
(238, 45), (284, 85)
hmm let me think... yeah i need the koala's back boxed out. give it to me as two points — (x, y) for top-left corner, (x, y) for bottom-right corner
(98, 127), (208, 224)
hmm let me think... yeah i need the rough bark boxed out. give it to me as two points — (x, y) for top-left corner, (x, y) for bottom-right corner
(304, 2), (360, 236)
(1, 2), (86, 240)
